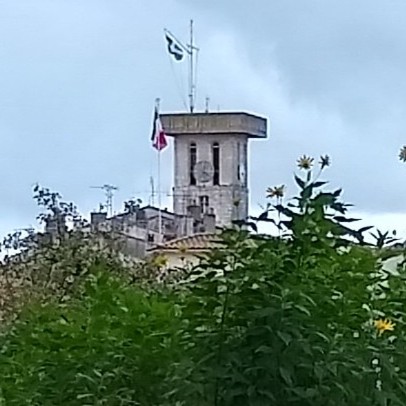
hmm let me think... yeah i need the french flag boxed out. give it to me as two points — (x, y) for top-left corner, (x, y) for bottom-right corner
(151, 107), (168, 151)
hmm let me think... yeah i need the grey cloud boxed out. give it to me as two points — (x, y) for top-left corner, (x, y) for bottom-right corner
(175, 0), (406, 215)
(1, 0), (406, 238)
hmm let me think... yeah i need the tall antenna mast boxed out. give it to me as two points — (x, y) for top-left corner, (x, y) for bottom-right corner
(90, 184), (118, 217)
(188, 19), (195, 113)
(149, 176), (155, 206)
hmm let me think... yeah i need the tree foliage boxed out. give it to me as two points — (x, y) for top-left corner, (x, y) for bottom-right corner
(1, 157), (406, 405)
(0, 267), (181, 405)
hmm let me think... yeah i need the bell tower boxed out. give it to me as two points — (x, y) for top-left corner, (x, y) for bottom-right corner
(160, 112), (267, 228)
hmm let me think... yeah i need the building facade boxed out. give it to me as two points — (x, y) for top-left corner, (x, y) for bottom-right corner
(161, 112), (267, 228)
(40, 111), (268, 260)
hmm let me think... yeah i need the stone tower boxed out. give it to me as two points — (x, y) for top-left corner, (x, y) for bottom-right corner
(160, 112), (267, 228)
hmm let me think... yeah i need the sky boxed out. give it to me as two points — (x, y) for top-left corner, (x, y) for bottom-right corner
(1, 0), (406, 240)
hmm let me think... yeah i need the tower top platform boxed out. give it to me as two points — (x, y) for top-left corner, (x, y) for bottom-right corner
(160, 111), (267, 138)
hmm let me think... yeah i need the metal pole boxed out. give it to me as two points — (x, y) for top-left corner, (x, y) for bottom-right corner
(150, 176), (155, 207)
(189, 19), (194, 113)
(158, 150), (162, 238)
(155, 98), (162, 238)
(107, 188), (113, 217)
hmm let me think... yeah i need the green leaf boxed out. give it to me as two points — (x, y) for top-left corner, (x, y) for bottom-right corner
(279, 366), (293, 386)
(333, 216), (360, 223)
(294, 305), (311, 317)
(249, 222), (258, 232)
(250, 307), (279, 319)
(313, 193), (336, 207)
(312, 181), (328, 188)
(314, 331), (330, 343)
(301, 185), (313, 200)
(274, 204), (295, 218)
(299, 292), (316, 307)
(358, 226), (373, 234)
(294, 175), (305, 188)
(257, 211), (268, 221)
(77, 394), (94, 400)
(331, 201), (349, 214)
(277, 331), (292, 347)
(255, 345), (273, 354)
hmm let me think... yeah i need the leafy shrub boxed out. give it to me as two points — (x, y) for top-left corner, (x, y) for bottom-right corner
(2, 156), (406, 405)
(166, 157), (406, 405)
(0, 266), (181, 405)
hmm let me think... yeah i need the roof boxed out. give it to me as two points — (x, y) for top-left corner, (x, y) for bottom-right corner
(148, 233), (223, 252)
(138, 205), (174, 214)
(107, 206), (176, 222)
(160, 111), (267, 139)
(161, 111), (266, 119)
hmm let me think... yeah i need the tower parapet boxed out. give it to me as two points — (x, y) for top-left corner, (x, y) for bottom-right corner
(161, 112), (267, 138)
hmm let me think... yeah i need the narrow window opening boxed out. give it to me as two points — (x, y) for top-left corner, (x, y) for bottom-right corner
(199, 195), (209, 213)
(212, 142), (220, 185)
(237, 142), (241, 181)
(190, 142), (197, 185)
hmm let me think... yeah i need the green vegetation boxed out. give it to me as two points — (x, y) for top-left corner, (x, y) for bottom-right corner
(1, 156), (406, 405)
(0, 269), (181, 405)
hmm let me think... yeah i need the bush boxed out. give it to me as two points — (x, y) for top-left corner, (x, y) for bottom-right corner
(0, 266), (181, 405)
(166, 157), (406, 405)
(2, 156), (406, 405)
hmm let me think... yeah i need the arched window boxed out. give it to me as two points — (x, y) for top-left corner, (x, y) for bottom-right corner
(212, 142), (220, 185)
(190, 142), (197, 185)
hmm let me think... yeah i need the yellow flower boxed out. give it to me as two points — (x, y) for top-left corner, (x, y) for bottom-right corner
(178, 244), (188, 255)
(297, 155), (314, 170)
(374, 318), (395, 336)
(152, 254), (168, 268)
(399, 146), (406, 162)
(266, 185), (285, 198)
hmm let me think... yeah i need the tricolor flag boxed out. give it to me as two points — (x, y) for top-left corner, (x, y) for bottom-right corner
(151, 107), (168, 151)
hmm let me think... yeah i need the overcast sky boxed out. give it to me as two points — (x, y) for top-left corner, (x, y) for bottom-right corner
(1, 0), (406, 239)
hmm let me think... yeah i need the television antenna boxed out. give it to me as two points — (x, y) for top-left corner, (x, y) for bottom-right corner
(90, 184), (118, 217)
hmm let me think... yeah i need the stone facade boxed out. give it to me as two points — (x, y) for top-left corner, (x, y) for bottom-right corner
(84, 204), (218, 259)
(161, 112), (267, 228)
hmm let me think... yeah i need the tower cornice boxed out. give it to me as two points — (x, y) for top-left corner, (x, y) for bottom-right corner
(160, 112), (267, 139)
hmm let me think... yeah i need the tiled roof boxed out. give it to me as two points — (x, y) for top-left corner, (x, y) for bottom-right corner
(148, 233), (222, 251)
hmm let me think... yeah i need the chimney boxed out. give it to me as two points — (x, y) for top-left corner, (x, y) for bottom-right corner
(202, 210), (216, 233)
(175, 214), (195, 237)
(90, 212), (107, 231)
(187, 201), (201, 222)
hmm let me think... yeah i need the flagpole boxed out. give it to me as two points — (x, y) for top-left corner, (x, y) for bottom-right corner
(158, 149), (162, 238)
(155, 98), (163, 240)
